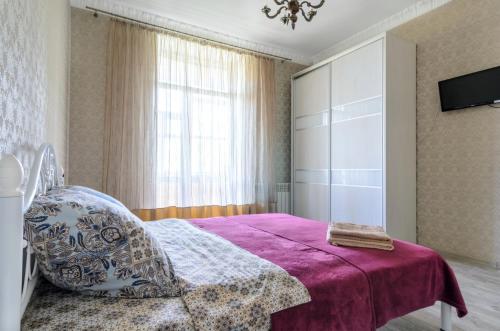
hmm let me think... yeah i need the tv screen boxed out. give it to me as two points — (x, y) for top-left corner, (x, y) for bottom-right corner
(438, 66), (500, 112)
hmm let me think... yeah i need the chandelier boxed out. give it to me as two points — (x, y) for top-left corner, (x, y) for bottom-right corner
(262, 0), (325, 30)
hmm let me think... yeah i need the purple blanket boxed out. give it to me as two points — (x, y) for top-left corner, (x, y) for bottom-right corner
(191, 213), (467, 331)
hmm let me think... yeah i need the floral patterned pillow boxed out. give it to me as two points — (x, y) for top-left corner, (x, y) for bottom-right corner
(63, 185), (126, 209)
(24, 188), (179, 298)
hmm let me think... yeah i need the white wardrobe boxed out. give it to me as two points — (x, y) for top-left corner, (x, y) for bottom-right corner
(291, 33), (416, 242)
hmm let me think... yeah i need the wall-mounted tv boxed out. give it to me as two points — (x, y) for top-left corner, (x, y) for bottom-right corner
(438, 66), (500, 112)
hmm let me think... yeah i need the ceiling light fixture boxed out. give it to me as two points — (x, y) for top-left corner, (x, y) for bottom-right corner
(262, 0), (325, 30)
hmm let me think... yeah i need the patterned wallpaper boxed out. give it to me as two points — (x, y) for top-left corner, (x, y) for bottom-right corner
(0, 0), (48, 181)
(68, 8), (109, 190)
(0, 0), (69, 184)
(274, 61), (306, 183)
(69, 8), (305, 190)
(392, 0), (500, 266)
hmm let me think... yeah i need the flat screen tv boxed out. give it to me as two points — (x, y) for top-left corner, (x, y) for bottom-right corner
(438, 65), (500, 112)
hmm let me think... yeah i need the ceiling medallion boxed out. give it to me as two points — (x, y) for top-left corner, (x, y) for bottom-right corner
(262, 0), (325, 30)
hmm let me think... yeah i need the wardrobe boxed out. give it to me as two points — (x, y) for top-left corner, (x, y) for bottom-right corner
(291, 33), (416, 242)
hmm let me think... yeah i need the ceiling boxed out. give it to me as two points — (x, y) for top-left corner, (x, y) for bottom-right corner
(109, 0), (419, 58)
(72, 0), (439, 63)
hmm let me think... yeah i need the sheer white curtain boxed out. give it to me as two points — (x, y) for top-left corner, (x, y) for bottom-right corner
(138, 32), (275, 220)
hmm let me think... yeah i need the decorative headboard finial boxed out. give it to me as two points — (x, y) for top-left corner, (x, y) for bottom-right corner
(0, 154), (24, 198)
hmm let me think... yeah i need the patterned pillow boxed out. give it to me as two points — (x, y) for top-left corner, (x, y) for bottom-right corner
(24, 188), (179, 298)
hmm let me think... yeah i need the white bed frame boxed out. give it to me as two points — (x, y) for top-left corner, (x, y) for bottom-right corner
(0, 144), (63, 331)
(0, 144), (453, 330)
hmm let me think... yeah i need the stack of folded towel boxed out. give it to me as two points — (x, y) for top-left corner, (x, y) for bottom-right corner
(327, 222), (394, 251)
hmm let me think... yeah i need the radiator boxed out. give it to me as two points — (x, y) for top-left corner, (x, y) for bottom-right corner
(274, 183), (291, 214)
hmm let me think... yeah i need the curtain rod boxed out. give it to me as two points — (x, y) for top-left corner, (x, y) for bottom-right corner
(85, 6), (292, 62)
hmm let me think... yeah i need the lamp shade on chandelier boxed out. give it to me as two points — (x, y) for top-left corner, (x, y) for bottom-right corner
(262, 0), (325, 30)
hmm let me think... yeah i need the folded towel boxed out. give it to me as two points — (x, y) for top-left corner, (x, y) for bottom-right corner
(328, 237), (394, 251)
(328, 223), (394, 251)
(329, 222), (392, 242)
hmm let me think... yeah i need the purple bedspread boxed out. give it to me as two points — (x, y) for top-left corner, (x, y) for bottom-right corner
(190, 213), (467, 331)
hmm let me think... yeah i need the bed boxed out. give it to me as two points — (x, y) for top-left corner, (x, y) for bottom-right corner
(0, 144), (467, 331)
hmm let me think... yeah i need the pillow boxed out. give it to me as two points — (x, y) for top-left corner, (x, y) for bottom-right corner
(64, 185), (126, 209)
(24, 187), (179, 298)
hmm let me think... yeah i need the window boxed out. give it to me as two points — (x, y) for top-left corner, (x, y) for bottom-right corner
(103, 21), (274, 216)
(155, 35), (263, 209)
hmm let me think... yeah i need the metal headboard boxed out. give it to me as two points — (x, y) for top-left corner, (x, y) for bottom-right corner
(0, 144), (63, 330)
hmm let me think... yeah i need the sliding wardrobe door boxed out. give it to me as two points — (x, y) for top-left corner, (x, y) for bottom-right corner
(292, 65), (330, 222)
(331, 39), (383, 227)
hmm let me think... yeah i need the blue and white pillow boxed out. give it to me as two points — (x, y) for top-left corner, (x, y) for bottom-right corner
(64, 185), (126, 209)
(24, 188), (179, 298)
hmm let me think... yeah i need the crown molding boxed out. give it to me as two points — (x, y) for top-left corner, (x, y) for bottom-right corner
(70, 0), (312, 65)
(311, 0), (452, 63)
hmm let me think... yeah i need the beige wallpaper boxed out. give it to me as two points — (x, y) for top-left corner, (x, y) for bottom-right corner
(0, 0), (69, 183)
(69, 8), (304, 190)
(391, 0), (500, 266)
(68, 8), (109, 190)
(274, 61), (306, 183)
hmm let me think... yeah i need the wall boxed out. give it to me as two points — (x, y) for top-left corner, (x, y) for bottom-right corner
(68, 8), (108, 189)
(311, 0), (451, 63)
(69, 8), (304, 189)
(0, 0), (70, 182)
(390, 0), (500, 266)
(274, 61), (306, 183)
(46, 0), (72, 171)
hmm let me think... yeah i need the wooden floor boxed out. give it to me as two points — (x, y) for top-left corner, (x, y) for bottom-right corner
(379, 256), (500, 331)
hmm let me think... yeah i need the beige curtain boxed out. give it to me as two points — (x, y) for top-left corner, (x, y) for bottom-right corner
(252, 56), (276, 216)
(103, 20), (275, 219)
(103, 20), (157, 210)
